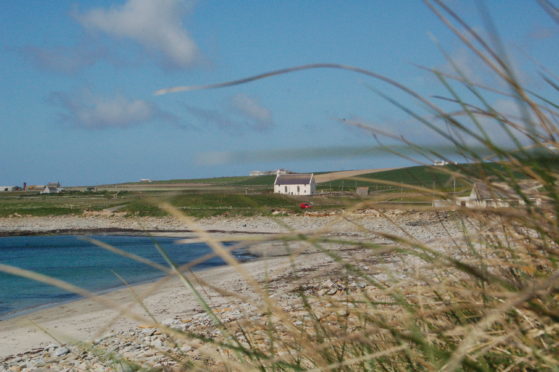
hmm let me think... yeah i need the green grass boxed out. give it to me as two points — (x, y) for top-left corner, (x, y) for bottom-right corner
(0, 188), (363, 218)
(0, 193), (131, 217)
(123, 192), (299, 217)
(2, 159), (553, 218)
(0, 163), (511, 218)
(121, 190), (358, 217)
(318, 162), (529, 193)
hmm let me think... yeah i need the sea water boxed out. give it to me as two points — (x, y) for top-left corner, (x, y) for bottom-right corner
(0, 235), (249, 319)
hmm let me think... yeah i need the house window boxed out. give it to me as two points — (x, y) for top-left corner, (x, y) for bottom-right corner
(297, 186), (300, 193)
(284, 186), (287, 193)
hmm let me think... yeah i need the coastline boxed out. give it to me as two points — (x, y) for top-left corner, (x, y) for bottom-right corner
(0, 210), (463, 368)
(0, 256), (295, 358)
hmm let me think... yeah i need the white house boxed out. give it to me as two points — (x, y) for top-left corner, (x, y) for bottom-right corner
(274, 173), (316, 196)
(0, 186), (18, 192)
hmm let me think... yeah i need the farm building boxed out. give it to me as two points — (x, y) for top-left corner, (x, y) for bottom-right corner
(274, 173), (316, 196)
(27, 185), (45, 192)
(41, 182), (63, 194)
(0, 186), (19, 192)
(456, 181), (542, 208)
(356, 187), (369, 197)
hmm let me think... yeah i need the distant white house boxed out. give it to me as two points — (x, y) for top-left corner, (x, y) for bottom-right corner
(0, 186), (18, 192)
(274, 173), (316, 196)
(251, 169), (290, 177)
(41, 182), (63, 194)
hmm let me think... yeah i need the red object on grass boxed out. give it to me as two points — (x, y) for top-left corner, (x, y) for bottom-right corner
(299, 202), (312, 209)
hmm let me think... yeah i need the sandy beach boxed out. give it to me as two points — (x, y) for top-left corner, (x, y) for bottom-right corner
(0, 209), (463, 370)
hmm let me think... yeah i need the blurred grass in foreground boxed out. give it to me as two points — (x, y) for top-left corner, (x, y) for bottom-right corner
(144, 0), (559, 369)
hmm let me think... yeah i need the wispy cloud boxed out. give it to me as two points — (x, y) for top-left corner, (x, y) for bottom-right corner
(185, 105), (235, 131)
(20, 44), (107, 75)
(49, 90), (176, 129)
(230, 93), (274, 130)
(75, 0), (200, 69)
(185, 93), (274, 133)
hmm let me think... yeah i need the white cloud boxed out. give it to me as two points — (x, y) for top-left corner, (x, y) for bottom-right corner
(50, 91), (174, 129)
(76, 0), (199, 69)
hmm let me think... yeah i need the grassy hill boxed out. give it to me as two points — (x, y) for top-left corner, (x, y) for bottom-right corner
(4, 162), (540, 218)
(317, 162), (529, 193)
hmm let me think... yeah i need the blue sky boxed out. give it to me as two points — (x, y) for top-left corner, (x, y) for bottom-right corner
(1, 1), (557, 186)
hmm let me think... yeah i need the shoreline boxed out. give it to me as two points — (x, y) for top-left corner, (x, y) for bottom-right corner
(0, 230), (267, 323)
(0, 253), (314, 360)
(0, 210), (462, 367)
(0, 227), (276, 237)
(0, 251), (258, 323)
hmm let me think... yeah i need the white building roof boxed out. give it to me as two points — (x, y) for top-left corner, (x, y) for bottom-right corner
(274, 174), (313, 185)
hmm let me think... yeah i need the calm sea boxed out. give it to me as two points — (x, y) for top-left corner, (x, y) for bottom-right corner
(0, 235), (249, 319)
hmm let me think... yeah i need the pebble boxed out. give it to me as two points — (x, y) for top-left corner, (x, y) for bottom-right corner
(52, 347), (70, 357)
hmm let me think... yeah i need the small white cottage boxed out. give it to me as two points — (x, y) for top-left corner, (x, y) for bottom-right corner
(274, 173), (316, 196)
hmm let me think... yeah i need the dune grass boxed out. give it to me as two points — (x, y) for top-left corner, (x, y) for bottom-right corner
(128, 0), (559, 369)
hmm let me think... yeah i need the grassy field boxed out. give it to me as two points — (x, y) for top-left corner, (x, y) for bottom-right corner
(123, 192), (315, 217)
(0, 192), (129, 217)
(2, 161), (543, 218)
(0, 189), (356, 218)
(0, 163), (503, 218)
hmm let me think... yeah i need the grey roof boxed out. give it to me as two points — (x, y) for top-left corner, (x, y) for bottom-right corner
(275, 174), (313, 185)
